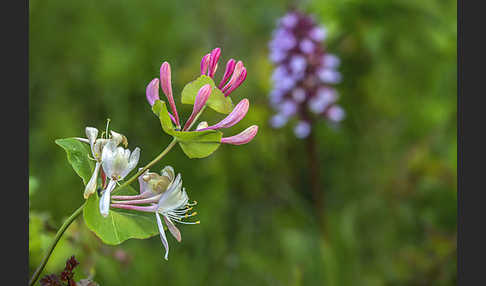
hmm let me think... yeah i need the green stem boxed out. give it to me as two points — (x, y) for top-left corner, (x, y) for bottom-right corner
(114, 105), (205, 193)
(114, 138), (178, 192)
(30, 133), (182, 285)
(29, 202), (86, 286)
(187, 105), (207, 131)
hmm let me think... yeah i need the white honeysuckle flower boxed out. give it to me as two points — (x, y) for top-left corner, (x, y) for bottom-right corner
(110, 169), (199, 260)
(155, 173), (199, 260)
(81, 127), (127, 199)
(99, 141), (140, 217)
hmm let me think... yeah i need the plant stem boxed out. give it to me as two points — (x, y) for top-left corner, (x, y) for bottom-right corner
(305, 130), (325, 229)
(29, 202), (86, 286)
(30, 134), (183, 285)
(186, 105), (207, 131)
(114, 138), (178, 193)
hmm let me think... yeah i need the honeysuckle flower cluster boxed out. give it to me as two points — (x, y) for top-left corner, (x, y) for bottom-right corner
(145, 47), (258, 145)
(39, 47), (259, 275)
(268, 11), (345, 138)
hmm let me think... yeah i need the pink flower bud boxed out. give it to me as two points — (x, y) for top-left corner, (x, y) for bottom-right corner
(218, 59), (236, 89)
(224, 68), (247, 97)
(145, 78), (160, 106)
(221, 125), (258, 145)
(160, 62), (180, 127)
(222, 60), (244, 93)
(208, 48), (221, 78)
(183, 84), (212, 130)
(202, 99), (249, 130)
(200, 53), (211, 75)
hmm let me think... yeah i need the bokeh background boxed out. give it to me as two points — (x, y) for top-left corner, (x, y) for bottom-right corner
(29, 0), (457, 285)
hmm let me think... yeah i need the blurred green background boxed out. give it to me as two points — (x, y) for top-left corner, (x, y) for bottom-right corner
(29, 0), (457, 285)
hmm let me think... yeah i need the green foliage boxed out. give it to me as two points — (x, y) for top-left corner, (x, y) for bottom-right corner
(152, 100), (223, 158)
(30, 0), (457, 284)
(55, 138), (95, 186)
(83, 186), (159, 245)
(181, 75), (234, 114)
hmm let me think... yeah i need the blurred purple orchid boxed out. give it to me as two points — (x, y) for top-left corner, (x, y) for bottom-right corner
(268, 10), (345, 139)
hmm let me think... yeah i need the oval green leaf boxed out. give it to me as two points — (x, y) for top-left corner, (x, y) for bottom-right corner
(83, 185), (159, 245)
(152, 100), (223, 158)
(181, 75), (233, 114)
(55, 138), (95, 185)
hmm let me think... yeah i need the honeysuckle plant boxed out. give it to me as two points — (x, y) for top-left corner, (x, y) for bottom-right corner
(29, 47), (259, 286)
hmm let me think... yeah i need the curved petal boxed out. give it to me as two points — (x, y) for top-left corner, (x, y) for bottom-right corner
(101, 140), (117, 178)
(161, 166), (175, 182)
(155, 212), (170, 260)
(146, 78), (160, 106)
(99, 180), (117, 218)
(110, 131), (128, 147)
(84, 162), (101, 199)
(85, 127), (98, 155)
(157, 174), (188, 212)
(163, 216), (182, 242)
(138, 168), (150, 195)
(128, 147), (140, 170)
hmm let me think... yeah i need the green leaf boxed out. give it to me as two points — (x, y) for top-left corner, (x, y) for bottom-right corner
(55, 138), (95, 185)
(152, 99), (223, 158)
(83, 185), (159, 245)
(152, 100), (176, 135)
(181, 75), (233, 114)
(174, 130), (223, 158)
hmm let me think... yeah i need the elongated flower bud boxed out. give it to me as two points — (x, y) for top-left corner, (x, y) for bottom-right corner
(221, 125), (258, 145)
(218, 59), (236, 89)
(183, 84), (212, 130)
(222, 60), (244, 93)
(146, 78), (160, 106)
(202, 98), (249, 130)
(208, 48), (221, 78)
(200, 53), (211, 75)
(160, 62), (180, 127)
(224, 68), (247, 97)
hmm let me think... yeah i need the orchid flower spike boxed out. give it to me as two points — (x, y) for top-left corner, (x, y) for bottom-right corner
(200, 48), (247, 97)
(110, 170), (199, 260)
(80, 127), (128, 199)
(221, 125), (259, 145)
(99, 141), (140, 217)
